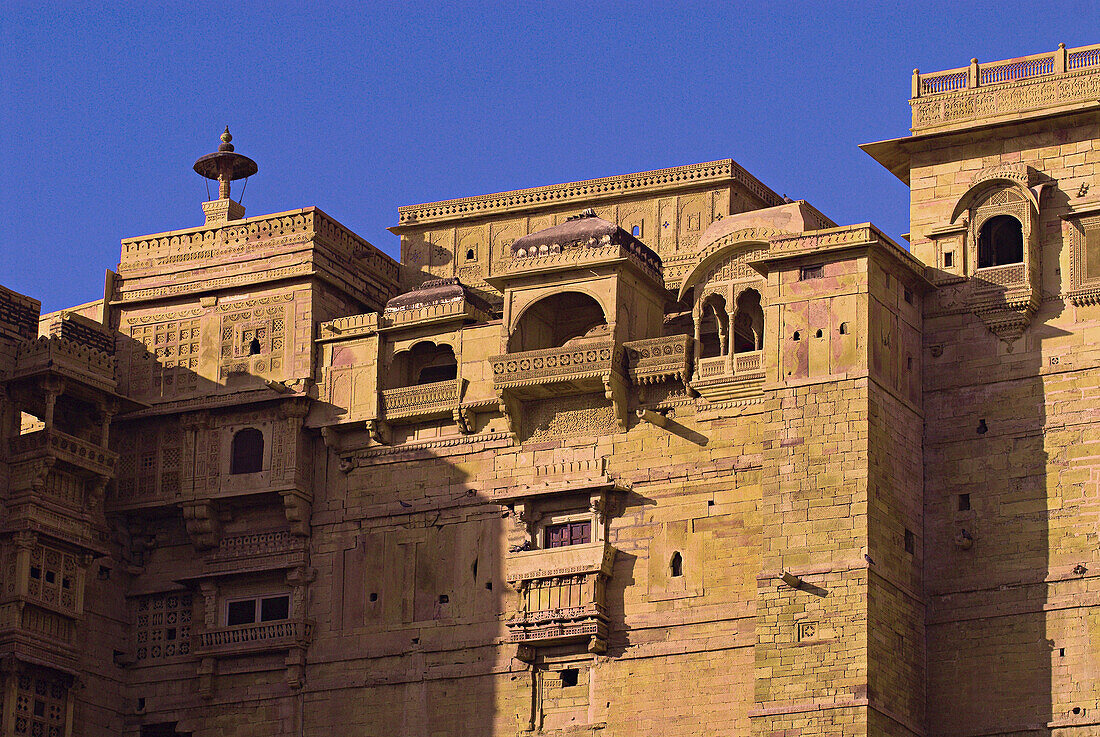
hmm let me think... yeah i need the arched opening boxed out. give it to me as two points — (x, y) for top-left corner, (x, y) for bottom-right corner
(230, 428), (264, 474)
(978, 215), (1024, 268)
(698, 294), (729, 359)
(670, 551), (683, 578)
(509, 292), (608, 353)
(248, 337), (261, 355)
(389, 342), (458, 388)
(732, 288), (764, 353)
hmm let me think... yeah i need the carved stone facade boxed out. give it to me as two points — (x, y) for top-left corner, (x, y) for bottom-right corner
(2, 42), (1099, 737)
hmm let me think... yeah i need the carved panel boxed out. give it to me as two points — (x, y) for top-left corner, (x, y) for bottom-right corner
(526, 395), (619, 442)
(1066, 212), (1100, 304)
(127, 318), (201, 398)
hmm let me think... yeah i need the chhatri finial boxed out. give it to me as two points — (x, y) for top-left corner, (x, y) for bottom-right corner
(193, 126), (257, 202)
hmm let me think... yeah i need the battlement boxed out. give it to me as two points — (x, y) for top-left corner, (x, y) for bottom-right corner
(910, 42), (1100, 133)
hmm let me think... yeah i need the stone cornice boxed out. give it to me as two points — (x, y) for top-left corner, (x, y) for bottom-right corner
(394, 159), (782, 228)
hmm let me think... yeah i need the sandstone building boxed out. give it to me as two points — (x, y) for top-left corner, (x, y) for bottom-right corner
(1, 43), (1099, 737)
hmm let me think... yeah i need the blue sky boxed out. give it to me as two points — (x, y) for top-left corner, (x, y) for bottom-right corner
(2, 1), (1096, 312)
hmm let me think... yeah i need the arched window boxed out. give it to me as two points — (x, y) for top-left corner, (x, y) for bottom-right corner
(670, 551), (683, 578)
(388, 342), (458, 388)
(698, 294), (729, 359)
(978, 215), (1024, 268)
(230, 428), (264, 474)
(732, 288), (764, 353)
(509, 292), (607, 353)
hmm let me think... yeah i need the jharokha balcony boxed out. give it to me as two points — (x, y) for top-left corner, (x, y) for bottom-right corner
(8, 427), (117, 479)
(490, 339), (623, 400)
(505, 541), (615, 656)
(194, 618), (313, 658)
(380, 378), (463, 422)
(691, 349), (765, 402)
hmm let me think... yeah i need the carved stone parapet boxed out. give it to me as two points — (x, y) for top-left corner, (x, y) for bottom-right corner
(12, 335), (116, 391)
(193, 619), (314, 658)
(690, 349), (766, 402)
(624, 335), (693, 387)
(380, 378), (463, 422)
(8, 428), (117, 479)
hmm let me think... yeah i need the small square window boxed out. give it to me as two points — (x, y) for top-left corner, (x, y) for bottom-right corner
(545, 521), (591, 549)
(800, 264), (824, 280)
(958, 493), (971, 511)
(943, 251), (955, 268)
(903, 288), (914, 304)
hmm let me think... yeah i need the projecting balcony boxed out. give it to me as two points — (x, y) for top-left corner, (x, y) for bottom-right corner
(506, 541), (615, 654)
(0, 603), (79, 671)
(194, 618), (313, 658)
(623, 335), (693, 387)
(691, 349), (765, 402)
(490, 339), (622, 400)
(973, 262), (1027, 291)
(8, 428), (117, 478)
(379, 378), (463, 423)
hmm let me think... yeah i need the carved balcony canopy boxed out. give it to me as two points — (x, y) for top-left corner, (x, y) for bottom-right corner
(381, 278), (493, 331)
(486, 210), (664, 289)
(506, 541), (615, 655)
(193, 618), (313, 658)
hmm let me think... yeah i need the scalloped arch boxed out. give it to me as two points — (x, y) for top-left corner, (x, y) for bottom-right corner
(950, 178), (1039, 225)
(677, 227), (783, 301)
(507, 287), (611, 336)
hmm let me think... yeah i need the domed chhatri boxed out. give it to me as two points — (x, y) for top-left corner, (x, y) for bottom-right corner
(192, 126), (258, 201)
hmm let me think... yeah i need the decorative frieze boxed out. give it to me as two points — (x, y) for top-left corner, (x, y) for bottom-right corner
(624, 335), (693, 387)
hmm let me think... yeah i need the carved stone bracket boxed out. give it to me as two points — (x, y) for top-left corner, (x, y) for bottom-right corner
(182, 500), (221, 550)
(281, 490), (313, 537)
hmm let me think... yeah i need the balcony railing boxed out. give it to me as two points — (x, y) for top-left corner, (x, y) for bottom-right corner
(911, 43), (1100, 131)
(624, 335), (692, 385)
(8, 428), (117, 477)
(0, 603), (76, 646)
(490, 339), (622, 399)
(506, 542), (614, 651)
(692, 349), (766, 403)
(973, 262), (1027, 290)
(195, 619), (313, 657)
(380, 378), (461, 421)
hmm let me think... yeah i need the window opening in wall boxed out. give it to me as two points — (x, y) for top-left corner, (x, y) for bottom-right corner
(698, 294), (729, 358)
(792, 331), (801, 341)
(907, 355), (913, 370)
(978, 215), (1024, 268)
(958, 493), (971, 511)
(800, 264), (824, 280)
(904, 528), (915, 554)
(903, 288), (913, 304)
(545, 520), (591, 548)
(839, 322), (849, 335)
(732, 288), (764, 352)
(943, 251), (954, 268)
(815, 329), (823, 339)
(465, 248), (476, 261)
(226, 594), (290, 626)
(631, 224), (641, 237)
(229, 428), (264, 474)
(248, 337), (261, 355)
(670, 551), (683, 578)
(560, 668), (579, 687)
